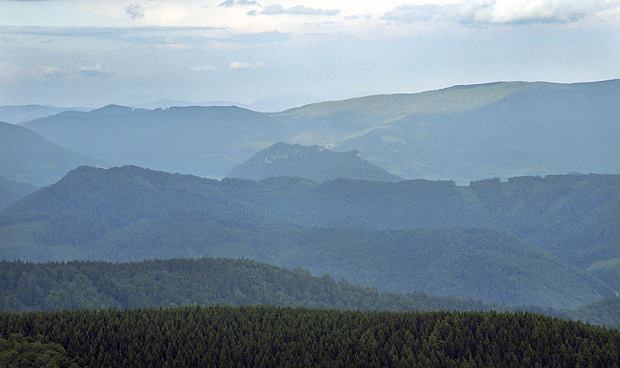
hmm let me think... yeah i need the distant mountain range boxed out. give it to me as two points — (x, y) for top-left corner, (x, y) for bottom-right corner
(228, 142), (402, 183)
(2, 165), (618, 308)
(21, 105), (287, 179)
(13, 79), (619, 184)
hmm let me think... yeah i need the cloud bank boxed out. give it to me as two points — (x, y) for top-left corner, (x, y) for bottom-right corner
(382, 0), (620, 25)
(249, 4), (340, 16)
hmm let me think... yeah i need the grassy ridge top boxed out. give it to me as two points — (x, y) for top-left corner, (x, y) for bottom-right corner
(274, 82), (536, 121)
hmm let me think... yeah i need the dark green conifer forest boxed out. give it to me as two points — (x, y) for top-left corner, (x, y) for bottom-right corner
(1, 306), (619, 367)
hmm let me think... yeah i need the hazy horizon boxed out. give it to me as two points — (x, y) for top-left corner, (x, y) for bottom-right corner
(1, 0), (619, 109)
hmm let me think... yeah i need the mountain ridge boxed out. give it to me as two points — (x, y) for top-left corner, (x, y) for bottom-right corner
(2, 165), (618, 308)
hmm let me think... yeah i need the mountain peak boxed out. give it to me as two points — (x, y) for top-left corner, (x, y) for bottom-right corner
(228, 142), (401, 183)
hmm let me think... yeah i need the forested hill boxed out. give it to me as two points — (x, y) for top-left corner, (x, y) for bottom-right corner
(4, 166), (619, 270)
(0, 176), (35, 211)
(2, 257), (619, 329)
(0, 257), (488, 313)
(1, 166), (619, 308)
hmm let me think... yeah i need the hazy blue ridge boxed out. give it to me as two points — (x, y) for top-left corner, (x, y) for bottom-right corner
(288, 80), (620, 182)
(22, 105), (290, 178)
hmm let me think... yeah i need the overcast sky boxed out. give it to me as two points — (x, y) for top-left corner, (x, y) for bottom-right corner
(1, 0), (619, 110)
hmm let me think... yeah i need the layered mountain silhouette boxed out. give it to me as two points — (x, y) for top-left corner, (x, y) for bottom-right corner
(3, 79), (619, 311)
(16, 80), (620, 183)
(228, 142), (402, 183)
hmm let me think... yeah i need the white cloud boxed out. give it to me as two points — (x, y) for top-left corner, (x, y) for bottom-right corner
(79, 64), (105, 76)
(1, 64), (62, 81)
(230, 61), (252, 69)
(156, 43), (188, 51)
(472, 0), (620, 24)
(38, 65), (61, 75)
(191, 65), (216, 72)
(225, 30), (290, 43)
(126, 3), (146, 20)
(381, 4), (450, 23)
(229, 61), (264, 69)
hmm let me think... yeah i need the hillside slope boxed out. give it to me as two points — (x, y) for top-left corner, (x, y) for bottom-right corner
(3, 306), (619, 367)
(0, 257), (489, 313)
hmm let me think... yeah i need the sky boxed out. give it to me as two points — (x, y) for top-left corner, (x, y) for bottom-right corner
(1, 0), (620, 110)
